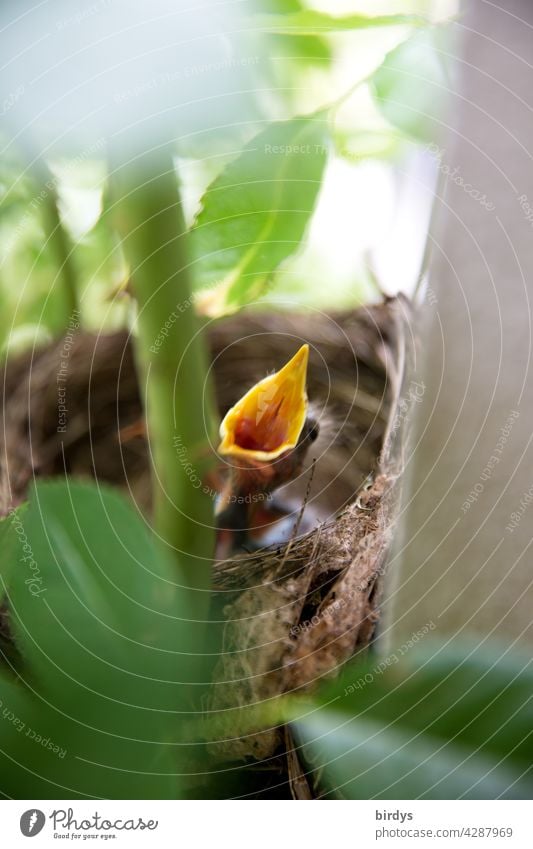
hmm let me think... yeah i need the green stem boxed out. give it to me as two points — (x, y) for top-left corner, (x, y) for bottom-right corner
(40, 172), (80, 320)
(110, 145), (217, 629)
(15, 141), (81, 324)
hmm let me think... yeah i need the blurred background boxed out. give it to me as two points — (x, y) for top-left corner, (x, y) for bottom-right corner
(0, 0), (456, 351)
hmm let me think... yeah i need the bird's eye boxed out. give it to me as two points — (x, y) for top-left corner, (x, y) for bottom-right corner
(307, 420), (319, 442)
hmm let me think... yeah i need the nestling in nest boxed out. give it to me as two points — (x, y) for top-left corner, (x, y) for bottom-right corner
(215, 344), (321, 558)
(0, 298), (414, 795)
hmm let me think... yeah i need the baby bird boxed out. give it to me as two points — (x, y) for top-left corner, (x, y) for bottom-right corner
(215, 344), (319, 558)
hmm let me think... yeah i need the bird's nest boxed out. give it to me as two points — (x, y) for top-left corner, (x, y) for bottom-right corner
(1, 296), (415, 795)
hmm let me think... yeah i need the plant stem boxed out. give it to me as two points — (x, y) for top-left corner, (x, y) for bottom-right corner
(110, 145), (217, 630)
(39, 172), (80, 321)
(15, 142), (81, 324)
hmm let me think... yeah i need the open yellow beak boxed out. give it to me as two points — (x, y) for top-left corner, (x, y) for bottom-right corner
(218, 344), (309, 462)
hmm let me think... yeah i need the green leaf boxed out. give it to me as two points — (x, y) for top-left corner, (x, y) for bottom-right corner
(0, 512), (19, 601)
(0, 665), (79, 798)
(0, 508), (27, 665)
(371, 28), (450, 143)
(258, 0), (303, 10)
(1, 480), (192, 798)
(255, 11), (425, 35)
(189, 116), (328, 316)
(295, 713), (530, 800)
(257, 0), (331, 63)
(269, 32), (331, 63)
(334, 129), (404, 163)
(291, 641), (533, 799)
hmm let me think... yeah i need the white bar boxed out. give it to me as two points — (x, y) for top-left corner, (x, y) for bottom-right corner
(0, 800), (530, 847)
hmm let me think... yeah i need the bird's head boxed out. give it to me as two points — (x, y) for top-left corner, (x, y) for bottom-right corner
(217, 343), (318, 496)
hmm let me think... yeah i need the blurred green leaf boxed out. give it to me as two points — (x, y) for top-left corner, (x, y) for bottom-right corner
(270, 32), (331, 63)
(255, 11), (425, 35)
(259, 0), (331, 64)
(259, 0), (302, 10)
(0, 141), (33, 213)
(0, 506), (30, 602)
(291, 641), (533, 799)
(371, 28), (449, 143)
(334, 129), (404, 163)
(190, 116), (328, 316)
(0, 192), (77, 343)
(0, 480), (192, 798)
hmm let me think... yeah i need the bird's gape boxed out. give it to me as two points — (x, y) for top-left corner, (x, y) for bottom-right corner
(233, 399), (288, 453)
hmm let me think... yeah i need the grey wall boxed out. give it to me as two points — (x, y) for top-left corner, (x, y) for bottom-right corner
(387, 0), (533, 647)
